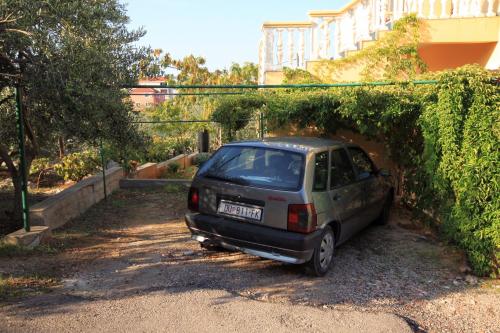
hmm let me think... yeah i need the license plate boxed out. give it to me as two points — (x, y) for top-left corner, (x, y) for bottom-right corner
(217, 200), (262, 221)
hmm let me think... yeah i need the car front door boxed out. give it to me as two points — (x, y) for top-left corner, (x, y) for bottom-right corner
(327, 148), (364, 244)
(347, 147), (384, 227)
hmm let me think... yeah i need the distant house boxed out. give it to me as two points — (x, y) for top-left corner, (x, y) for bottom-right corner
(130, 77), (175, 111)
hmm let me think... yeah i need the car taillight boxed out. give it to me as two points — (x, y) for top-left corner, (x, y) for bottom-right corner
(188, 187), (199, 211)
(287, 203), (317, 234)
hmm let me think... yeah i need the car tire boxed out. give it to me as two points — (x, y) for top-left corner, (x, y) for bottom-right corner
(307, 226), (335, 277)
(375, 192), (393, 225)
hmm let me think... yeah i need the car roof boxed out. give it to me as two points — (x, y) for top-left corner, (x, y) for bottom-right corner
(225, 137), (348, 153)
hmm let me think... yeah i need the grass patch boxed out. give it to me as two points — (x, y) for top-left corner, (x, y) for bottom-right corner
(0, 241), (60, 258)
(0, 274), (58, 301)
(164, 184), (187, 193)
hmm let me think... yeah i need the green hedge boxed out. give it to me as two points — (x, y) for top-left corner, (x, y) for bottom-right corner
(211, 65), (499, 276)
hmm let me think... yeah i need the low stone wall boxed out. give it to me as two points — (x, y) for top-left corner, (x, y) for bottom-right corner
(186, 152), (199, 167)
(134, 162), (159, 179)
(156, 154), (189, 176)
(30, 167), (124, 230)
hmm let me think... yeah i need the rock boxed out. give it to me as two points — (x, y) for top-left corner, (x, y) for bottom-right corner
(459, 263), (472, 274)
(465, 274), (478, 285)
(182, 251), (195, 256)
(452, 280), (460, 286)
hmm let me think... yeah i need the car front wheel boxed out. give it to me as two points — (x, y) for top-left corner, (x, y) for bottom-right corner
(307, 226), (335, 277)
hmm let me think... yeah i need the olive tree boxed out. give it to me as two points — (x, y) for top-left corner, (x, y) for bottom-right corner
(0, 0), (146, 227)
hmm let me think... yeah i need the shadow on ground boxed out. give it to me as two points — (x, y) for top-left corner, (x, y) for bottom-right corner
(1, 187), (497, 332)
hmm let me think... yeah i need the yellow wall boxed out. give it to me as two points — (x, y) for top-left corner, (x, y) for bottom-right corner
(419, 42), (498, 71)
(264, 71), (285, 84)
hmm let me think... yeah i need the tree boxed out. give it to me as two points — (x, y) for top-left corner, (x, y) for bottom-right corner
(138, 52), (259, 153)
(0, 0), (146, 228)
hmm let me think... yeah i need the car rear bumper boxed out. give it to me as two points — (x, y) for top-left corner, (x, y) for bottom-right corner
(185, 213), (321, 264)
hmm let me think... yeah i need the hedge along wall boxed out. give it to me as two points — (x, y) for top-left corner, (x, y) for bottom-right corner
(211, 66), (500, 276)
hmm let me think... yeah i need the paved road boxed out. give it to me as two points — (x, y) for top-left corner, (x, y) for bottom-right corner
(1, 289), (411, 333)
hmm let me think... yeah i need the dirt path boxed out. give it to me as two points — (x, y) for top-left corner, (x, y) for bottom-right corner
(0, 187), (498, 332)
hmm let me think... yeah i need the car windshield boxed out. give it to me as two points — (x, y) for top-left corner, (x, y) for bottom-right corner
(198, 146), (305, 191)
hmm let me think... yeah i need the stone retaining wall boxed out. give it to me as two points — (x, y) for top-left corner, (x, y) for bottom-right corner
(30, 167), (124, 230)
(134, 154), (198, 179)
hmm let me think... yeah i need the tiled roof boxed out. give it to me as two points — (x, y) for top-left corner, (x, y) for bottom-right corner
(131, 87), (157, 93)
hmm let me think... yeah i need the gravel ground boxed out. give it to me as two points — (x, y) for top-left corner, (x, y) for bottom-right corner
(0, 187), (498, 333)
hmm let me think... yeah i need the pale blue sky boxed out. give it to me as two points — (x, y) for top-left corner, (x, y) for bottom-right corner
(122, 0), (349, 70)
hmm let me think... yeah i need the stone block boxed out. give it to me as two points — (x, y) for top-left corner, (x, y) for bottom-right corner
(4, 226), (51, 248)
(134, 162), (158, 179)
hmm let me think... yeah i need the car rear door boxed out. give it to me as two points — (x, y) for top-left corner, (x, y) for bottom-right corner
(327, 148), (364, 244)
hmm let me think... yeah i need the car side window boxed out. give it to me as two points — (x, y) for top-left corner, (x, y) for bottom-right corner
(330, 149), (356, 188)
(313, 152), (328, 191)
(348, 147), (375, 180)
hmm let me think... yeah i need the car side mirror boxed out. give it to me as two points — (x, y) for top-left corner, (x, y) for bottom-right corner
(379, 169), (391, 177)
(357, 171), (371, 180)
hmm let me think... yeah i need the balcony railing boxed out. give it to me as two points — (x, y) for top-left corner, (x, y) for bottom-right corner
(258, 0), (499, 83)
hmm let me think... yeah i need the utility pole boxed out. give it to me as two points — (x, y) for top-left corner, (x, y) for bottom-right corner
(15, 85), (30, 232)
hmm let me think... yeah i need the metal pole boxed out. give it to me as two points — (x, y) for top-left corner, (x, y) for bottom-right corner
(259, 112), (264, 140)
(15, 85), (30, 232)
(100, 139), (107, 200)
(123, 80), (440, 90)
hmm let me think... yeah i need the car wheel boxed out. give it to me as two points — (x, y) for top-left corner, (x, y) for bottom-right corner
(375, 192), (393, 225)
(307, 226), (335, 277)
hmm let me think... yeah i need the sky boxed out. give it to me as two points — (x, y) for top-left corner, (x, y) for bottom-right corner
(121, 0), (349, 70)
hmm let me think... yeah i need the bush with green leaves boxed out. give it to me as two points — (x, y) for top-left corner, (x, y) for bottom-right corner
(166, 162), (180, 174)
(211, 65), (499, 276)
(192, 153), (211, 166)
(54, 150), (100, 182)
(29, 158), (51, 176)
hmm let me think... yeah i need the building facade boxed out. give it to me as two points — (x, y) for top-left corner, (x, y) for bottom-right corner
(130, 77), (175, 111)
(258, 0), (500, 83)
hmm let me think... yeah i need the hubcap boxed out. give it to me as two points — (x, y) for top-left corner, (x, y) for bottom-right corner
(319, 232), (334, 269)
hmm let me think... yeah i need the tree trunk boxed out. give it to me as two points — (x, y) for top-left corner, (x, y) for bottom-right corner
(0, 144), (22, 228)
(58, 136), (65, 158)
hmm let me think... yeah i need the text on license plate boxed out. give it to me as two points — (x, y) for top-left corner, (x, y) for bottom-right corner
(218, 201), (262, 221)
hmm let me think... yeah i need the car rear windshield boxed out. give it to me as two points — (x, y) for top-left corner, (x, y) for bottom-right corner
(197, 146), (305, 191)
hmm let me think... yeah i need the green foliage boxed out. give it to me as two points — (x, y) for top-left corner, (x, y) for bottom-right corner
(167, 162), (180, 174)
(212, 94), (266, 141)
(419, 66), (499, 276)
(319, 15), (427, 81)
(54, 150), (100, 182)
(30, 158), (51, 176)
(212, 65), (499, 276)
(192, 153), (211, 166)
(283, 68), (323, 84)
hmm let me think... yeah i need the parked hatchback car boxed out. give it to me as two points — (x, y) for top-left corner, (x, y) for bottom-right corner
(185, 137), (393, 276)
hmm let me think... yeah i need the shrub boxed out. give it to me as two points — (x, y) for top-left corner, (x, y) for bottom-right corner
(192, 153), (211, 166)
(167, 162), (180, 174)
(54, 150), (100, 181)
(30, 158), (51, 176)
